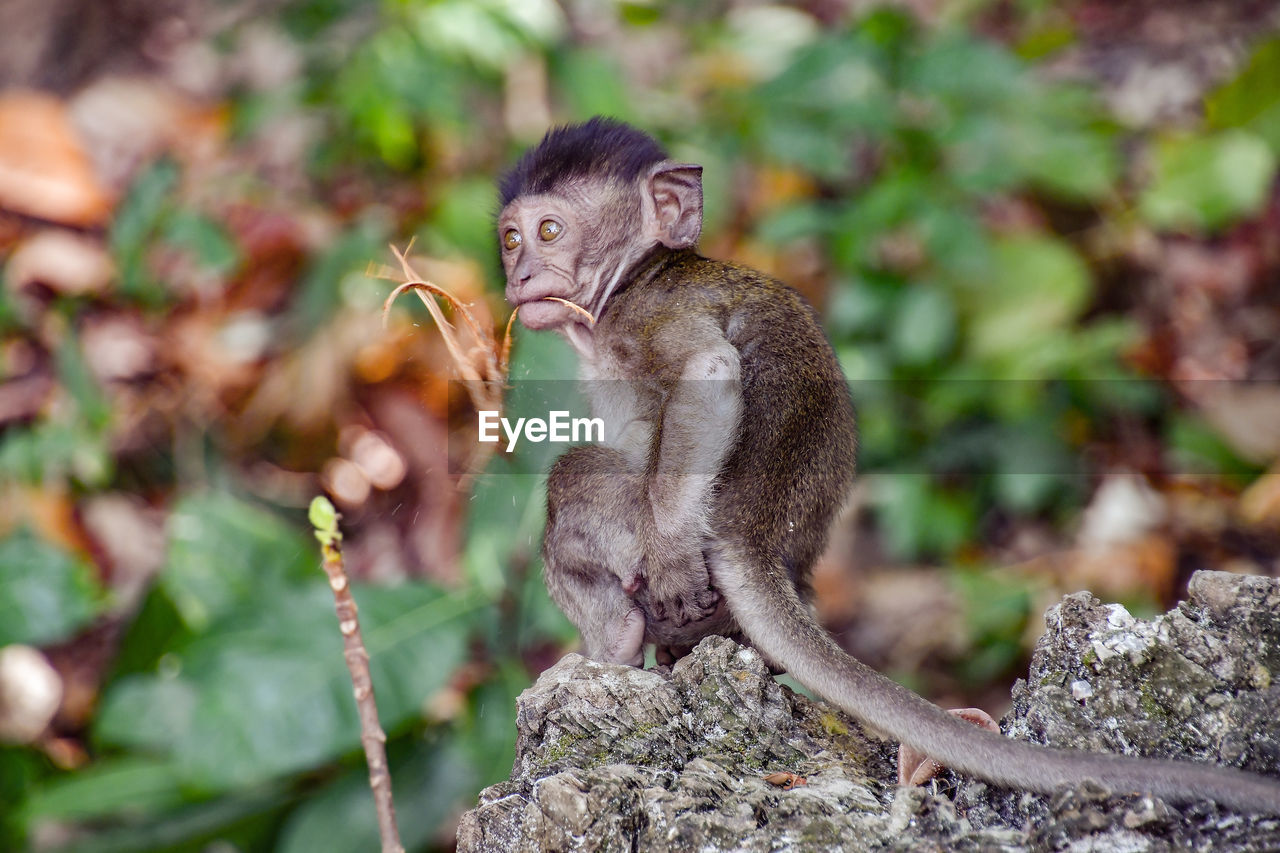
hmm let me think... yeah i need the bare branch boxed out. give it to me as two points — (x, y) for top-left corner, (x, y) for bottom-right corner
(310, 497), (404, 853)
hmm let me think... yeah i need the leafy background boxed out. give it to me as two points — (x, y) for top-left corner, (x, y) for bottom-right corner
(2, 0), (1280, 850)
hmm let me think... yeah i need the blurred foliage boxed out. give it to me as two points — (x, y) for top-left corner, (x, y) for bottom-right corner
(2, 2), (1280, 851)
(722, 11), (1186, 554)
(0, 532), (102, 647)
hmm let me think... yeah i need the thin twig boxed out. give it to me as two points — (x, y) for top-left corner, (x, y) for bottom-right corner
(310, 497), (404, 853)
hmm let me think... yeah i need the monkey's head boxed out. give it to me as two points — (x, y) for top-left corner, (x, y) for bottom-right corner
(497, 117), (703, 330)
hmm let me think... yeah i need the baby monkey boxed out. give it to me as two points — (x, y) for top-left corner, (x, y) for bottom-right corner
(498, 117), (1280, 813)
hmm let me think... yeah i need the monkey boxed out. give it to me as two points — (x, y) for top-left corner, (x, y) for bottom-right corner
(496, 116), (1280, 814)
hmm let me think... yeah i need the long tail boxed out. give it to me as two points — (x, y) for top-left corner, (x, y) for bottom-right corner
(709, 546), (1280, 814)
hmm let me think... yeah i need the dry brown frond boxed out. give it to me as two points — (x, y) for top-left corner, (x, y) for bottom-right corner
(373, 241), (515, 415)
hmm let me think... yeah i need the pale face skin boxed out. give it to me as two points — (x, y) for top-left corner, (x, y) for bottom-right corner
(499, 166), (701, 338)
(497, 192), (587, 331)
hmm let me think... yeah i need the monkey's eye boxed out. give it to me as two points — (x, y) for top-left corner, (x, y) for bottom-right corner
(503, 229), (522, 251)
(538, 220), (563, 242)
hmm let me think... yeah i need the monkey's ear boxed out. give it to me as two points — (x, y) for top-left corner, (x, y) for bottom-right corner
(644, 161), (703, 249)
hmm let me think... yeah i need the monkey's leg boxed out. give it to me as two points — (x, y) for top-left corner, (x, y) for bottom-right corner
(544, 446), (650, 665)
(544, 555), (647, 666)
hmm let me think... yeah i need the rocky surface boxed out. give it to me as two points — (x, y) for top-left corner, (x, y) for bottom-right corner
(457, 571), (1280, 851)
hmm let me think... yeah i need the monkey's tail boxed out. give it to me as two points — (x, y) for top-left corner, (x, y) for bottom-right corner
(709, 545), (1280, 815)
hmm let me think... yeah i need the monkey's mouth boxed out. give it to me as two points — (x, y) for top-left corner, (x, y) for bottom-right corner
(514, 297), (595, 330)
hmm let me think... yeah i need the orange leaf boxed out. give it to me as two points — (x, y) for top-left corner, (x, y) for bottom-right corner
(0, 91), (112, 226)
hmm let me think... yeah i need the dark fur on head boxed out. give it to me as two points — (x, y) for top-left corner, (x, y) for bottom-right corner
(499, 117), (668, 207)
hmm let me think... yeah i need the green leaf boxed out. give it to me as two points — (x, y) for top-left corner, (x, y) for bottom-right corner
(992, 471), (1062, 512)
(107, 582), (187, 677)
(331, 40), (420, 169)
(830, 169), (931, 270)
(95, 582), (478, 791)
(756, 202), (831, 246)
(747, 34), (895, 179)
(457, 661), (527, 785)
(94, 677), (198, 753)
(952, 567), (1031, 683)
(463, 455), (548, 599)
(462, 329), (580, 599)
(160, 492), (315, 632)
(55, 333), (111, 430)
(907, 34), (1024, 105)
(1139, 131), (1277, 232)
(554, 49), (633, 122)
(1207, 38), (1280, 152)
(277, 736), (479, 853)
(161, 211), (240, 277)
(990, 423), (1076, 512)
(939, 112), (1027, 195)
(36, 785), (290, 853)
(308, 495), (338, 537)
(1, 745), (44, 849)
(109, 159), (179, 304)
(0, 530), (101, 646)
(1166, 414), (1259, 481)
(825, 277), (892, 338)
(20, 758), (185, 822)
(410, 0), (563, 71)
(426, 177), (502, 262)
(962, 235), (1091, 365)
(1019, 123), (1118, 201)
(0, 420), (112, 487)
(1015, 23), (1076, 61)
(291, 219), (386, 338)
(889, 283), (955, 366)
(870, 475), (974, 559)
(917, 205), (991, 283)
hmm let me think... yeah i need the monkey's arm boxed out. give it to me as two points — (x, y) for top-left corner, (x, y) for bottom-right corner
(641, 318), (742, 623)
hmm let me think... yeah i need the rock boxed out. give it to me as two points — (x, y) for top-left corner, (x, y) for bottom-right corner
(457, 572), (1280, 851)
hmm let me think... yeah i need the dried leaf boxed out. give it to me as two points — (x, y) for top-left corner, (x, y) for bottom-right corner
(374, 244), (524, 486)
(6, 230), (114, 297)
(0, 91), (112, 226)
(1241, 467), (1280, 527)
(762, 771), (807, 789)
(374, 242), (512, 415)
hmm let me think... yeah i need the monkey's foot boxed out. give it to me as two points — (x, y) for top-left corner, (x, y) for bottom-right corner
(897, 707), (1000, 786)
(645, 585), (722, 628)
(598, 606), (647, 668)
(654, 643), (694, 666)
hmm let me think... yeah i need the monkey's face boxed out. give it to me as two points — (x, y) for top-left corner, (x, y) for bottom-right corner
(498, 192), (595, 331)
